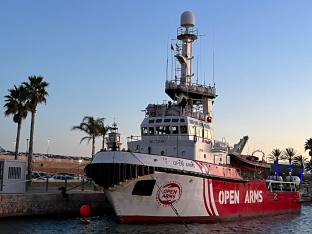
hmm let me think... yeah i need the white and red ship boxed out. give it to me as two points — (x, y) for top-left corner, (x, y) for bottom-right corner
(85, 11), (301, 223)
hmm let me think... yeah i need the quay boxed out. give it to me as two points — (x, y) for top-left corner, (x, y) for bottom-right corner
(0, 180), (109, 218)
(0, 154), (110, 218)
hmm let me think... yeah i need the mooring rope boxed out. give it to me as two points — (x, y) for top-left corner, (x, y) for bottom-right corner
(129, 151), (189, 230)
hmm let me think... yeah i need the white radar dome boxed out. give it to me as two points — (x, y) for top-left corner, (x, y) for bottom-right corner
(180, 11), (195, 27)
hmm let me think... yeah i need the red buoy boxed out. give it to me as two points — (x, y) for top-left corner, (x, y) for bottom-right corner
(80, 205), (91, 217)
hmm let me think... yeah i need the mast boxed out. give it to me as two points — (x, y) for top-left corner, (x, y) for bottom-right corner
(165, 11), (217, 124)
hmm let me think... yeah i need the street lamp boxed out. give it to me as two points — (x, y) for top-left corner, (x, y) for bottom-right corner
(12, 141), (16, 152)
(78, 159), (82, 178)
(47, 139), (50, 157)
(26, 139), (29, 157)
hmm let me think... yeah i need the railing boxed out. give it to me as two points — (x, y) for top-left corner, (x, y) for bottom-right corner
(266, 180), (298, 192)
(165, 80), (216, 97)
(27, 178), (99, 193)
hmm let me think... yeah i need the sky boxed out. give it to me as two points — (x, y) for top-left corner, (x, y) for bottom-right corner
(1, 1), (312, 160)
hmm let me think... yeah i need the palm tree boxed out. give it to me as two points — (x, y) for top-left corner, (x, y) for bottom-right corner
(96, 118), (110, 150)
(71, 116), (103, 159)
(293, 154), (308, 180)
(267, 149), (282, 163)
(283, 147), (297, 171)
(268, 149), (282, 176)
(305, 159), (312, 173)
(304, 137), (312, 158)
(4, 85), (30, 159)
(22, 76), (49, 180)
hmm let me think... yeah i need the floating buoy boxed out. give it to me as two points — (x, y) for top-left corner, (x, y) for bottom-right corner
(80, 204), (91, 217)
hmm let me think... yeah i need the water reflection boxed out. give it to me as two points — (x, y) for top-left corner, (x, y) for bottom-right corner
(0, 204), (311, 234)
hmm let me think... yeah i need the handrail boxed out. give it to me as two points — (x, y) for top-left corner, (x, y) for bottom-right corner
(266, 180), (298, 192)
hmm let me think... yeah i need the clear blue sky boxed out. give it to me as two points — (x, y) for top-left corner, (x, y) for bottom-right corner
(1, 1), (311, 159)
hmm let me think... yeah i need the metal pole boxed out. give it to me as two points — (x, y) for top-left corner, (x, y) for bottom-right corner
(26, 139), (29, 157)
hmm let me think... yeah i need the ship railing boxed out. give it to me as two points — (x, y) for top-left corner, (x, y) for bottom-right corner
(165, 80), (216, 97)
(266, 180), (298, 192)
(127, 135), (141, 142)
(236, 169), (263, 180)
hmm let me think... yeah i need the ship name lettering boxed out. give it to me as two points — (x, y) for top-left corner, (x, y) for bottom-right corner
(162, 189), (178, 199)
(173, 160), (184, 166)
(218, 190), (239, 205)
(244, 190), (263, 203)
(186, 162), (195, 168)
(149, 140), (166, 143)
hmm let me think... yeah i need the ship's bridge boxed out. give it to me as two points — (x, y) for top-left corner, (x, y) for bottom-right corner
(127, 116), (228, 164)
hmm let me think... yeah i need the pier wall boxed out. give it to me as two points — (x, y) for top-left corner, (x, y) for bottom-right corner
(0, 191), (106, 218)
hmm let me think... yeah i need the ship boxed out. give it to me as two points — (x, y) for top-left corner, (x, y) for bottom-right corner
(85, 11), (301, 223)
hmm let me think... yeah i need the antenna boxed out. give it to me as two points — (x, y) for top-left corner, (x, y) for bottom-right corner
(196, 55), (199, 84)
(166, 34), (169, 81)
(212, 28), (215, 86)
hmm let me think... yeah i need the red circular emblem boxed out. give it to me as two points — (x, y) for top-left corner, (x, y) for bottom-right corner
(156, 182), (182, 206)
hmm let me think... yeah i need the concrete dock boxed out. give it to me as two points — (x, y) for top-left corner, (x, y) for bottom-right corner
(0, 180), (109, 218)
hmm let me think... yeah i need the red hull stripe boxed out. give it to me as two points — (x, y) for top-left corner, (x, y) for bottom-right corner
(203, 178), (212, 216)
(194, 161), (217, 216)
(194, 161), (212, 216)
(118, 208), (301, 224)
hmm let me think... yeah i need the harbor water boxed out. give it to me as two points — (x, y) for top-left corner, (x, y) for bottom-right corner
(0, 204), (311, 234)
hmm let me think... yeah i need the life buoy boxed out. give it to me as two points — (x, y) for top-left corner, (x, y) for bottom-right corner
(194, 135), (197, 142)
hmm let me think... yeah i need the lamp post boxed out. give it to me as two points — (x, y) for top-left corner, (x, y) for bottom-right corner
(47, 139), (50, 157)
(26, 139), (29, 157)
(12, 141), (16, 152)
(78, 159), (82, 179)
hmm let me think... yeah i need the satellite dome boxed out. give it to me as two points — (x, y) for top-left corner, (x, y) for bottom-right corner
(180, 11), (195, 27)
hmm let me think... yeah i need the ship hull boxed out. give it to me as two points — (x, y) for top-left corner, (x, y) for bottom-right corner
(86, 151), (301, 224)
(103, 171), (301, 224)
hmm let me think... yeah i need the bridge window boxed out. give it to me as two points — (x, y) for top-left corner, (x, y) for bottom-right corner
(148, 119), (155, 123)
(142, 127), (148, 135)
(172, 119), (179, 122)
(156, 119), (162, 123)
(156, 126), (170, 135)
(171, 126), (179, 134)
(194, 121), (199, 125)
(180, 119), (185, 122)
(189, 119), (194, 124)
(148, 127), (155, 135)
(164, 119), (171, 123)
(180, 125), (188, 134)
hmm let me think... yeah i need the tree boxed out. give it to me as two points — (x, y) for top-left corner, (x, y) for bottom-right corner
(293, 154), (308, 169)
(22, 76), (49, 180)
(305, 159), (312, 173)
(71, 116), (103, 159)
(4, 85), (30, 159)
(267, 149), (282, 163)
(282, 147), (297, 169)
(268, 149), (282, 176)
(304, 137), (312, 158)
(96, 118), (110, 150)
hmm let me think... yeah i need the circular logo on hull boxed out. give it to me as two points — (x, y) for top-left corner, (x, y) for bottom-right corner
(156, 182), (182, 206)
